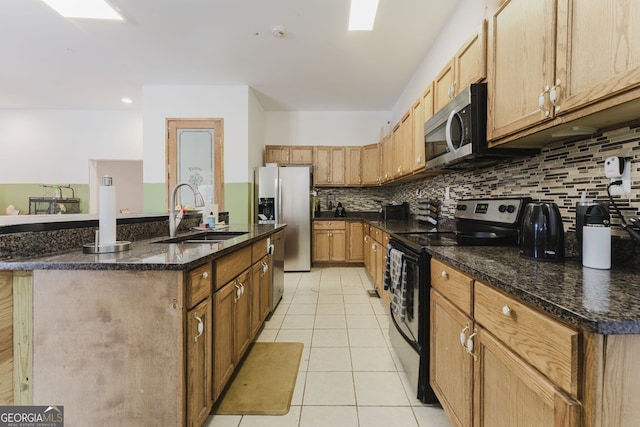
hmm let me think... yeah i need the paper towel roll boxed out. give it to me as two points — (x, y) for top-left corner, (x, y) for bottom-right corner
(99, 179), (117, 245)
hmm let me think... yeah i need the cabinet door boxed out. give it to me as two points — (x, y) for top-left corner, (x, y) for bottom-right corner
(555, 0), (640, 115)
(187, 297), (212, 427)
(289, 146), (313, 164)
(345, 147), (362, 186)
(430, 289), (474, 427)
(381, 134), (394, 183)
(434, 59), (455, 114)
(213, 282), (235, 401)
(264, 145), (289, 165)
(487, 0), (556, 141)
(329, 147), (346, 185)
(250, 263), (262, 338)
(363, 234), (372, 273)
(259, 256), (272, 321)
(412, 85), (433, 172)
(394, 111), (413, 178)
(454, 21), (487, 94)
(330, 229), (346, 262)
(234, 270), (252, 362)
(313, 147), (331, 185)
(347, 221), (364, 262)
(313, 230), (331, 262)
(474, 327), (580, 427)
(362, 143), (380, 185)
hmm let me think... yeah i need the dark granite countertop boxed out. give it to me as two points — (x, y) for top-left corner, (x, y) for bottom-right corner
(367, 219), (640, 335)
(0, 224), (285, 272)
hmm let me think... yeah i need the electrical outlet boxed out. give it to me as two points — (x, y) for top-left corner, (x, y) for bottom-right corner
(444, 187), (450, 200)
(608, 158), (631, 195)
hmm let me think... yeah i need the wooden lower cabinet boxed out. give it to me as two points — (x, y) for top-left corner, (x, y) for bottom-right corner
(475, 326), (580, 427)
(430, 258), (580, 427)
(251, 255), (272, 337)
(347, 221), (364, 262)
(430, 289), (473, 427)
(313, 221), (346, 262)
(213, 280), (236, 401)
(187, 297), (213, 427)
(234, 269), (252, 367)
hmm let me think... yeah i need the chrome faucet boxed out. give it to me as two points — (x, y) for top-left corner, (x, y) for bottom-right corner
(169, 182), (205, 237)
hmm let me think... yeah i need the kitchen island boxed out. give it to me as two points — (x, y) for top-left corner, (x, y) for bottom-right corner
(0, 222), (285, 427)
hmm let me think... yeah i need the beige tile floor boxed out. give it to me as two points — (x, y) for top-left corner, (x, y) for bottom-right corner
(206, 267), (452, 427)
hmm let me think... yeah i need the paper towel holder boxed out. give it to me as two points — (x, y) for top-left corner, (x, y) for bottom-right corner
(83, 230), (132, 254)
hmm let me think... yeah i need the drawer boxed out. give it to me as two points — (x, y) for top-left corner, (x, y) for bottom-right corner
(382, 232), (390, 248)
(251, 237), (269, 264)
(430, 258), (473, 316)
(187, 263), (212, 308)
(474, 280), (580, 397)
(314, 220), (346, 230)
(214, 245), (252, 290)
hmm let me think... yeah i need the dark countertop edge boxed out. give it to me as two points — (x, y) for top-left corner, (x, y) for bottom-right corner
(0, 224), (287, 272)
(0, 213), (177, 234)
(361, 219), (640, 335)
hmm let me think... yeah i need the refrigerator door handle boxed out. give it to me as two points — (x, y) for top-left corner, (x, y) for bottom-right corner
(276, 175), (283, 223)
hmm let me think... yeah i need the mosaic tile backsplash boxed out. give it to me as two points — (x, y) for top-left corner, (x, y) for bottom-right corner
(317, 124), (639, 239)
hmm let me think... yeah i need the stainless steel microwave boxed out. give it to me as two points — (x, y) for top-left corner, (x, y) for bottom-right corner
(424, 83), (536, 170)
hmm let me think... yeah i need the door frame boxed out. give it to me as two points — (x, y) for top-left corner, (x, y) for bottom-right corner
(165, 118), (224, 210)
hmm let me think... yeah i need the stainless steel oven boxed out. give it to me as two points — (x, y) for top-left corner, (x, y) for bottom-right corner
(386, 197), (531, 404)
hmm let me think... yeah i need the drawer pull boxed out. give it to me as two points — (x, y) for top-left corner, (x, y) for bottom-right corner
(502, 305), (511, 316)
(466, 329), (478, 361)
(202, 271), (209, 279)
(194, 315), (204, 342)
(441, 271), (448, 279)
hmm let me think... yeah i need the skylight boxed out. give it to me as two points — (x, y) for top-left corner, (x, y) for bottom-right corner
(348, 0), (379, 31)
(40, 0), (123, 20)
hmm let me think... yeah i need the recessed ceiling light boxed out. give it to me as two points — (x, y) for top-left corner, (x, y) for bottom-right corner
(348, 0), (379, 31)
(40, 0), (123, 20)
(121, 98), (133, 104)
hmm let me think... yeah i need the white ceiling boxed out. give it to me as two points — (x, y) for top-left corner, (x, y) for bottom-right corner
(0, 0), (460, 111)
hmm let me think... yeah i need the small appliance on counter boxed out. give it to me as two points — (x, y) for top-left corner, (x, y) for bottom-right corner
(416, 198), (438, 225)
(334, 202), (346, 217)
(382, 202), (409, 221)
(520, 202), (565, 261)
(582, 204), (611, 269)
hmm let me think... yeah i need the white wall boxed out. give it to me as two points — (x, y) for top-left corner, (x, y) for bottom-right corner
(264, 110), (391, 148)
(391, 0), (485, 123)
(0, 110), (142, 183)
(247, 89), (266, 177)
(142, 85), (252, 184)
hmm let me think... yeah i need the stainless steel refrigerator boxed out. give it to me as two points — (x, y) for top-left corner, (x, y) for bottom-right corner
(255, 166), (312, 272)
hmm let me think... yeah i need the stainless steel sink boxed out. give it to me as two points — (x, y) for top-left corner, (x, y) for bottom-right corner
(155, 231), (248, 244)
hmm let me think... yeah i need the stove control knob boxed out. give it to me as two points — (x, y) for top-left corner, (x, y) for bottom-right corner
(457, 204), (467, 211)
(498, 205), (507, 213)
(507, 205), (516, 213)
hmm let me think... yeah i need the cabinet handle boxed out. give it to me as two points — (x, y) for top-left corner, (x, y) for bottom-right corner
(194, 314), (204, 342)
(364, 236), (368, 242)
(262, 261), (268, 274)
(234, 283), (241, 303)
(397, 166), (401, 173)
(502, 305), (511, 316)
(538, 85), (551, 117)
(416, 154), (422, 163)
(460, 323), (470, 348)
(441, 270), (448, 279)
(550, 79), (561, 112)
(466, 329), (478, 361)
(202, 271), (209, 279)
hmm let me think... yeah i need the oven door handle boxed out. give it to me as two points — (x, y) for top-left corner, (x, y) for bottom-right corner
(390, 305), (421, 354)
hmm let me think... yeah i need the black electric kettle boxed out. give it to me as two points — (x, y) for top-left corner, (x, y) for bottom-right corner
(519, 202), (565, 261)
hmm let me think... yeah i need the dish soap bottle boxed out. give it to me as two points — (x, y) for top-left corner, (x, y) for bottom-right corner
(207, 212), (216, 229)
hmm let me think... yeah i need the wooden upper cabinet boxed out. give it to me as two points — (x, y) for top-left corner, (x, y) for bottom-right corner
(264, 145), (313, 165)
(434, 22), (487, 116)
(412, 84), (434, 172)
(554, 0), (640, 115)
(289, 146), (313, 164)
(434, 60), (455, 114)
(264, 145), (290, 164)
(313, 146), (345, 186)
(362, 143), (380, 185)
(381, 134), (394, 183)
(391, 112), (413, 179)
(487, 0), (557, 141)
(345, 146), (362, 186)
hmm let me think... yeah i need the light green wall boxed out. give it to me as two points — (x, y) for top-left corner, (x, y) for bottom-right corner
(142, 182), (253, 224)
(0, 183), (89, 215)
